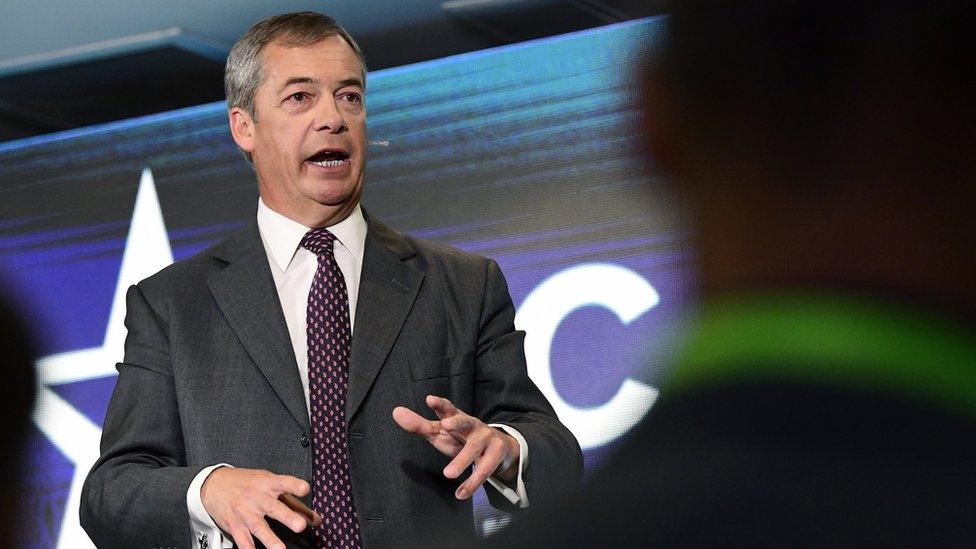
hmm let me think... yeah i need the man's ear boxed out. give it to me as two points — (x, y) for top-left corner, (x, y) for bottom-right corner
(229, 107), (256, 154)
(640, 61), (683, 175)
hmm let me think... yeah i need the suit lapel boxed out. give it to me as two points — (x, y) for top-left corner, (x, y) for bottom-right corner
(207, 222), (310, 432)
(347, 213), (424, 423)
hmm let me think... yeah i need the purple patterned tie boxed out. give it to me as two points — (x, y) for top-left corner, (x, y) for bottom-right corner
(302, 228), (362, 549)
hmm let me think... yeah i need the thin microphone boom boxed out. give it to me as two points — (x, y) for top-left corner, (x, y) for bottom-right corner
(366, 140), (390, 147)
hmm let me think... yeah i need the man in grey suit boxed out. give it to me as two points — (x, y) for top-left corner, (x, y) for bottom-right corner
(80, 12), (582, 549)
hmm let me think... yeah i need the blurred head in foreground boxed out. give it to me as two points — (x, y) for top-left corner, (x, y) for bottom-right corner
(0, 292), (37, 546)
(485, 2), (976, 546)
(645, 1), (975, 308)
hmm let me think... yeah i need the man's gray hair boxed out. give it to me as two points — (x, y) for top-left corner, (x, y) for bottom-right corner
(225, 11), (367, 119)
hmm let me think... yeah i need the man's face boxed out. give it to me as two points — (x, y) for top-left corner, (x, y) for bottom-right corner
(231, 35), (367, 226)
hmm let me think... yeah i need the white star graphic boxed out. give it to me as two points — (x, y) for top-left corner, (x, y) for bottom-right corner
(32, 168), (174, 548)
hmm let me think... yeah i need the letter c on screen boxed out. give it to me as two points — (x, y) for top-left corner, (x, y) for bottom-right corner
(515, 263), (659, 450)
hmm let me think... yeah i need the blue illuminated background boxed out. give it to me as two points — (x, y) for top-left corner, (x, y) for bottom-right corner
(0, 16), (687, 546)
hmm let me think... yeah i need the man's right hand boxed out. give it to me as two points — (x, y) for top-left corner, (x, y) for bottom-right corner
(200, 467), (321, 549)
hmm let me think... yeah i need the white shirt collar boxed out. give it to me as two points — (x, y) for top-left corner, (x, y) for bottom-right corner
(256, 198), (367, 272)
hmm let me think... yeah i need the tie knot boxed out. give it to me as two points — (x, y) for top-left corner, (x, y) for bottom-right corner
(301, 228), (337, 255)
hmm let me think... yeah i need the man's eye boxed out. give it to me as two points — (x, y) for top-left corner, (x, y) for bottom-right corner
(341, 92), (363, 104)
(287, 92), (309, 102)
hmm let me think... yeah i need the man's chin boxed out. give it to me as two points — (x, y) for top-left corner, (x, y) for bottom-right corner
(307, 186), (362, 211)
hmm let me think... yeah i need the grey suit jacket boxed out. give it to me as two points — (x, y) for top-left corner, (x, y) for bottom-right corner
(80, 211), (583, 548)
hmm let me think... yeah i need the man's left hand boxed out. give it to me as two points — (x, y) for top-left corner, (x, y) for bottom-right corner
(392, 395), (519, 500)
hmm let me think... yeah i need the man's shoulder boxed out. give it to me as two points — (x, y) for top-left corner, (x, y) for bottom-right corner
(366, 213), (496, 275)
(395, 231), (502, 289)
(404, 233), (489, 265)
(136, 221), (256, 295)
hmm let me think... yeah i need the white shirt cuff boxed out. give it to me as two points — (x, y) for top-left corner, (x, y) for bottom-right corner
(187, 463), (235, 549)
(485, 424), (530, 509)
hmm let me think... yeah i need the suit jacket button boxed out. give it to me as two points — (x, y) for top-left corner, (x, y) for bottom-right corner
(300, 433), (310, 447)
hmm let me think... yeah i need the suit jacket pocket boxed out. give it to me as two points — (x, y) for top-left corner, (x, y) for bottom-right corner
(410, 351), (474, 381)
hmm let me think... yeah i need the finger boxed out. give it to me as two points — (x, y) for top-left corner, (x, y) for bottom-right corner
(443, 434), (488, 479)
(457, 439), (506, 500)
(395, 406), (465, 457)
(226, 520), (256, 549)
(426, 395), (461, 419)
(427, 429), (466, 457)
(246, 515), (286, 549)
(280, 493), (323, 528)
(392, 406), (440, 436)
(265, 497), (309, 533)
(275, 474), (311, 498)
(440, 413), (478, 439)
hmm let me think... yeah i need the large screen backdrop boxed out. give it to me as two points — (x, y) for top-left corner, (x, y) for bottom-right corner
(0, 17), (683, 546)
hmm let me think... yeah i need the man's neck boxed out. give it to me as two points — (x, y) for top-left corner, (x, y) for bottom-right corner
(259, 198), (358, 229)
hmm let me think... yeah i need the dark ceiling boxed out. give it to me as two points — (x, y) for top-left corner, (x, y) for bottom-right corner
(0, 0), (666, 144)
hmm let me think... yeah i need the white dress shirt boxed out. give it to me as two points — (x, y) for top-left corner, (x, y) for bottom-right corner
(187, 199), (529, 548)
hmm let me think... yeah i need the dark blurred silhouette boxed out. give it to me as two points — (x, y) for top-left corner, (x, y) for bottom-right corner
(0, 291), (38, 546)
(485, 1), (976, 546)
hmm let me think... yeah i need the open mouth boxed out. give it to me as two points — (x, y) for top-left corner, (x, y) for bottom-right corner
(306, 148), (351, 168)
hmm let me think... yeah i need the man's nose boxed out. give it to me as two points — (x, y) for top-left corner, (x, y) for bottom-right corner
(313, 98), (347, 134)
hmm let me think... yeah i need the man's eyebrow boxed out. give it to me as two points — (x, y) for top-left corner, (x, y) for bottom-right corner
(337, 77), (364, 90)
(276, 76), (364, 93)
(277, 76), (319, 93)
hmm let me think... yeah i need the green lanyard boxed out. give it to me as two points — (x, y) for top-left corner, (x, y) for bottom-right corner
(668, 293), (976, 418)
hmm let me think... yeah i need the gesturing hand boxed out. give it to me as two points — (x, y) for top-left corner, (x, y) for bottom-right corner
(200, 467), (322, 549)
(392, 395), (520, 500)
